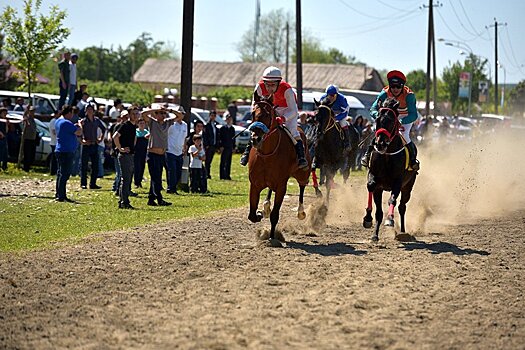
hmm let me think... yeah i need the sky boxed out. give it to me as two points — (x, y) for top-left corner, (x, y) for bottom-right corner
(2, 0), (525, 84)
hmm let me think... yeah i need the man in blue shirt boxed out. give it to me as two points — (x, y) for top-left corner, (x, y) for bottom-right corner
(55, 105), (82, 202)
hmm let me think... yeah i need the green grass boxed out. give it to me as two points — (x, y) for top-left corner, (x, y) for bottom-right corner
(0, 154), (253, 252)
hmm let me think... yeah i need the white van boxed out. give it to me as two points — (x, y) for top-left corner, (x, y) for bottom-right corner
(301, 91), (366, 119)
(0, 90), (59, 121)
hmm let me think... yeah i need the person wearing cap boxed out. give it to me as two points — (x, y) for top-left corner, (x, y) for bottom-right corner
(240, 66), (308, 169)
(79, 103), (106, 189)
(166, 105), (187, 194)
(67, 53), (79, 106)
(362, 70), (420, 171)
(320, 84), (352, 149)
(141, 105), (183, 206)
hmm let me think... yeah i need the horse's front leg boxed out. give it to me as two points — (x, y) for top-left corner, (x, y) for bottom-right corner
(263, 189), (272, 218)
(385, 178), (402, 227)
(269, 186), (287, 243)
(248, 185), (263, 223)
(363, 172), (376, 229)
(372, 190), (383, 241)
(297, 185), (306, 220)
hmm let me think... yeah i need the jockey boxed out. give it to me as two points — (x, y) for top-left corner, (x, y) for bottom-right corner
(361, 70), (420, 170)
(320, 84), (351, 149)
(240, 66), (308, 169)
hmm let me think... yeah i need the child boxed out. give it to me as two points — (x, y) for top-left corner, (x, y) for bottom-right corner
(188, 134), (207, 193)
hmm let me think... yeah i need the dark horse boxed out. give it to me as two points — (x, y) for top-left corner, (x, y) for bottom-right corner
(362, 98), (418, 242)
(247, 98), (311, 247)
(308, 100), (346, 201)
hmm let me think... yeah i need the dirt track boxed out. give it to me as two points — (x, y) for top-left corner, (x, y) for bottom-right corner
(1, 191), (524, 349)
(1, 132), (525, 349)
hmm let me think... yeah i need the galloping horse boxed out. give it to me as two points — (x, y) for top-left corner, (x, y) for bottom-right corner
(309, 99), (346, 201)
(362, 98), (418, 241)
(247, 97), (311, 246)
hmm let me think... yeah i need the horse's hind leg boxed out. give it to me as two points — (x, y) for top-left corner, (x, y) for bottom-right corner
(297, 185), (306, 220)
(263, 189), (272, 218)
(385, 179), (402, 227)
(363, 173), (376, 229)
(269, 187), (286, 243)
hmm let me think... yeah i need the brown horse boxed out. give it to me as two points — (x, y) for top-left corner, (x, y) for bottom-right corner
(247, 99), (311, 246)
(362, 98), (418, 242)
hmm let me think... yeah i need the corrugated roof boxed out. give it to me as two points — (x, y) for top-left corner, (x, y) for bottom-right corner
(133, 59), (383, 91)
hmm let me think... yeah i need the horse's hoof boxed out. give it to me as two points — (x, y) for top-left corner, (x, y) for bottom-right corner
(255, 210), (264, 222)
(315, 188), (323, 198)
(269, 238), (283, 248)
(395, 233), (415, 242)
(297, 211), (306, 220)
(363, 220), (373, 229)
(370, 235), (379, 242)
(384, 219), (394, 227)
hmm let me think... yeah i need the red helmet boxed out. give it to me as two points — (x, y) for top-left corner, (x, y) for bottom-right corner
(387, 70), (406, 85)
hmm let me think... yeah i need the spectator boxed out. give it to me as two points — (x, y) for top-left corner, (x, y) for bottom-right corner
(141, 106), (182, 206)
(70, 106), (82, 176)
(76, 92), (90, 117)
(134, 116), (149, 188)
(73, 84), (88, 107)
(58, 51), (71, 109)
(188, 134), (207, 193)
(166, 106), (187, 194)
(227, 100), (238, 125)
(109, 114), (126, 194)
(96, 126), (106, 178)
(186, 119), (204, 150)
(13, 98), (25, 112)
(2, 98), (14, 111)
(48, 112), (58, 175)
(6, 119), (21, 161)
(113, 109), (138, 209)
(353, 115), (365, 136)
(79, 104), (105, 189)
(22, 106), (38, 172)
(203, 110), (219, 179)
(0, 107), (8, 170)
(67, 53), (78, 106)
(218, 114), (235, 180)
(55, 105), (82, 202)
(109, 99), (123, 120)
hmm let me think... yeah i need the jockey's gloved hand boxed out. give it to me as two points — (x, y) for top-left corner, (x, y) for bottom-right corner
(275, 116), (286, 125)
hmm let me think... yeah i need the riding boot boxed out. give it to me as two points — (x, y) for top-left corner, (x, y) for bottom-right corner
(343, 127), (351, 151)
(294, 140), (309, 169)
(361, 144), (374, 168)
(406, 142), (420, 171)
(239, 142), (252, 166)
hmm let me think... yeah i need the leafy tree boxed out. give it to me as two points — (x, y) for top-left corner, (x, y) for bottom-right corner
(507, 80), (525, 116)
(0, 0), (69, 97)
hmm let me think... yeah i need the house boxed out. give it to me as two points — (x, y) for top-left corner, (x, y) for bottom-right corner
(133, 59), (385, 94)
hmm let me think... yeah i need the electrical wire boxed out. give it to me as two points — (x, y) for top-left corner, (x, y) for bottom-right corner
(435, 7), (475, 42)
(457, 0), (489, 40)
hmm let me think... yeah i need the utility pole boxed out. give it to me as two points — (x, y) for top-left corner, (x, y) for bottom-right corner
(285, 22), (289, 82)
(422, 1), (440, 117)
(296, 0), (303, 109)
(180, 0), (194, 133)
(487, 19), (506, 114)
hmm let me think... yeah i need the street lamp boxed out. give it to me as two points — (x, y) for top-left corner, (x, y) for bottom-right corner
(439, 38), (474, 117)
(498, 62), (506, 113)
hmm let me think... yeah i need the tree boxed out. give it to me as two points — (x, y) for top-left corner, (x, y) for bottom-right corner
(507, 80), (525, 116)
(0, 0), (70, 97)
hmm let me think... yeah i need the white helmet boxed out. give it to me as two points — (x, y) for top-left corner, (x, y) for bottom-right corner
(262, 66), (282, 81)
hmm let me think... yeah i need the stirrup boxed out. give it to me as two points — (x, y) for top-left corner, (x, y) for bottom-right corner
(361, 156), (369, 168)
(409, 160), (420, 171)
(297, 158), (308, 170)
(240, 154), (249, 166)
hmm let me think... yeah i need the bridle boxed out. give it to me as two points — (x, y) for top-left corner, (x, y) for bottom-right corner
(251, 100), (282, 157)
(317, 105), (344, 139)
(375, 107), (400, 143)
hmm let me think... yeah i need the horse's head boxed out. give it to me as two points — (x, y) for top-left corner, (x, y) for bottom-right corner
(250, 98), (275, 148)
(374, 98), (401, 153)
(313, 98), (334, 131)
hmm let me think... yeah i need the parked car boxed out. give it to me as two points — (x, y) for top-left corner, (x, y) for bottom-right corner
(0, 90), (59, 122)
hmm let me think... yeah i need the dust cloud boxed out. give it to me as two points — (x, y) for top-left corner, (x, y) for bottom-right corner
(319, 130), (525, 234)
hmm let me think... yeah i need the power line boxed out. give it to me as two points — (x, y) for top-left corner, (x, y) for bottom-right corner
(457, 0), (489, 40)
(435, 7), (474, 43)
(337, 0), (403, 20)
(502, 26), (525, 74)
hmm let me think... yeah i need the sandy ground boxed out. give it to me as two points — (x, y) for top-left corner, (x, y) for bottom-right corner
(1, 131), (524, 349)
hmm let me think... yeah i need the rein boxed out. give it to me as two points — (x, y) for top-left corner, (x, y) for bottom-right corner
(252, 101), (282, 158)
(318, 105), (344, 139)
